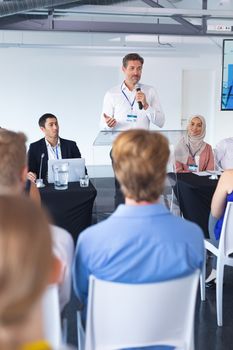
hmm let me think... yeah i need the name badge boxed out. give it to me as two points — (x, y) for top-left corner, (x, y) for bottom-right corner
(188, 164), (198, 172)
(126, 114), (137, 122)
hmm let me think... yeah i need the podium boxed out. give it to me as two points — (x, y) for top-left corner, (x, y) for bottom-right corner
(93, 129), (185, 146)
(93, 130), (122, 146)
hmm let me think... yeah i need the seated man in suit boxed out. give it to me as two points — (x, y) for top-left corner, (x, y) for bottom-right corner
(28, 113), (82, 182)
(73, 129), (204, 346)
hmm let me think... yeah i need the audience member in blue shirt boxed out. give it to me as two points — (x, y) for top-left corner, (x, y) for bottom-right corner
(207, 169), (233, 286)
(73, 129), (204, 350)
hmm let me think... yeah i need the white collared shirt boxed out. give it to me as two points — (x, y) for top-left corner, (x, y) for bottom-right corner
(100, 82), (165, 130)
(215, 137), (233, 170)
(45, 138), (62, 160)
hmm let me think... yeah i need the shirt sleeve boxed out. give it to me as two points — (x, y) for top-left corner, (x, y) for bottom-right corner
(205, 145), (215, 171)
(145, 87), (165, 128)
(175, 160), (185, 173)
(215, 140), (226, 169)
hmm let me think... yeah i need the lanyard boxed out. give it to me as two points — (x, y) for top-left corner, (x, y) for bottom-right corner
(121, 83), (136, 111)
(52, 145), (59, 159)
(186, 143), (202, 160)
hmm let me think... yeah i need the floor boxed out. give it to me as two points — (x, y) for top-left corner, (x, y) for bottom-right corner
(63, 177), (233, 350)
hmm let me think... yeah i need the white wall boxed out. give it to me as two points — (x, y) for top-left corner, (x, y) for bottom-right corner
(182, 69), (216, 144)
(0, 31), (228, 166)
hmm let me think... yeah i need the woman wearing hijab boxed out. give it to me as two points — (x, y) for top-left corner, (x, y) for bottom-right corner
(175, 115), (214, 173)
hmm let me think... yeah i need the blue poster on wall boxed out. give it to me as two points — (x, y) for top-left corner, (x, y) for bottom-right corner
(221, 40), (233, 110)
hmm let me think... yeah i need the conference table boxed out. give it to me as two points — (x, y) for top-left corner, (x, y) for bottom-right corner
(39, 181), (97, 242)
(174, 173), (219, 238)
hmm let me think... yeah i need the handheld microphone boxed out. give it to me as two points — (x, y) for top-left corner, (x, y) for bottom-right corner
(136, 86), (143, 110)
(36, 153), (45, 188)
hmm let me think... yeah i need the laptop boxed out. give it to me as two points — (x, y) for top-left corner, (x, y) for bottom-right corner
(47, 158), (85, 183)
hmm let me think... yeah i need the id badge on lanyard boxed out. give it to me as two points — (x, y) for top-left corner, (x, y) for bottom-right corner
(126, 114), (137, 122)
(188, 164), (198, 172)
(122, 83), (138, 123)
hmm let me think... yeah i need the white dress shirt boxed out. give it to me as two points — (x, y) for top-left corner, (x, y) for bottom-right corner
(100, 82), (165, 130)
(45, 138), (62, 160)
(215, 137), (233, 170)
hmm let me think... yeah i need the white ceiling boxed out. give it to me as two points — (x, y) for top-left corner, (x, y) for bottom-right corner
(0, 0), (232, 54)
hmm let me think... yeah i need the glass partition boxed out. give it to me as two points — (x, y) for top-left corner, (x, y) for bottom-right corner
(159, 130), (185, 216)
(93, 129), (185, 147)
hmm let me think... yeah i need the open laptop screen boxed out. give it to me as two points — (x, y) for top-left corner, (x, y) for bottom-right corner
(47, 158), (85, 183)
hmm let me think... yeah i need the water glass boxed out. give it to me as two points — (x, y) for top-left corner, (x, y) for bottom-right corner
(52, 162), (69, 190)
(209, 151), (218, 180)
(80, 175), (89, 187)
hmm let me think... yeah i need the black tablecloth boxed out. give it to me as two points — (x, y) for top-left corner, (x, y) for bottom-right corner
(40, 181), (97, 242)
(175, 173), (219, 238)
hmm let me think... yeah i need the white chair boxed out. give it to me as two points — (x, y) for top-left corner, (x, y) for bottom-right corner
(78, 271), (200, 350)
(200, 201), (233, 326)
(77, 309), (86, 350)
(165, 143), (177, 212)
(42, 284), (62, 348)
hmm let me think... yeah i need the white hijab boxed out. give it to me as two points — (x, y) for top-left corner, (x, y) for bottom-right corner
(175, 115), (207, 164)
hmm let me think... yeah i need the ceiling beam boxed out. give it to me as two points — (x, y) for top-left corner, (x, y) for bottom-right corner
(59, 6), (233, 19)
(202, 0), (208, 33)
(0, 0), (84, 18)
(142, 0), (202, 35)
(54, 1), (87, 10)
(141, 0), (162, 8)
(171, 15), (202, 34)
(202, 0), (208, 10)
(0, 17), (228, 36)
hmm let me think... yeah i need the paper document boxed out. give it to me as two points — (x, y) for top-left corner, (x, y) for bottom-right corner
(192, 170), (222, 177)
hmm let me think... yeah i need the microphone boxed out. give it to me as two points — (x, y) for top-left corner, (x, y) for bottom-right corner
(36, 153), (45, 188)
(136, 86), (143, 110)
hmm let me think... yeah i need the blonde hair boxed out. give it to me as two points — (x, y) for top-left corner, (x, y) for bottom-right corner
(0, 196), (53, 348)
(112, 129), (169, 202)
(0, 129), (27, 188)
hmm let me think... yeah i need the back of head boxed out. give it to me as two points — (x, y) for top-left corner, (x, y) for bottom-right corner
(0, 129), (27, 189)
(38, 113), (57, 128)
(0, 196), (53, 349)
(122, 53), (144, 68)
(112, 129), (169, 202)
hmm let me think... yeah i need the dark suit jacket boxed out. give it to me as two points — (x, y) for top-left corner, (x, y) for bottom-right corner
(28, 137), (82, 181)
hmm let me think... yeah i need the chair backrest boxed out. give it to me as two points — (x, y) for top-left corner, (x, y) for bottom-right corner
(219, 202), (233, 257)
(165, 144), (177, 210)
(85, 271), (200, 350)
(42, 284), (62, 348)
(167, 144), (176, 174)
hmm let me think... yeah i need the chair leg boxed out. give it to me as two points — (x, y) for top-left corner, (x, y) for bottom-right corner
(170, 190), (174, 212)
(200, 251), (206, 301)
(216, 261), (224, 326)
(62, 318), (68, 344)
(77, 311), (85, 350)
